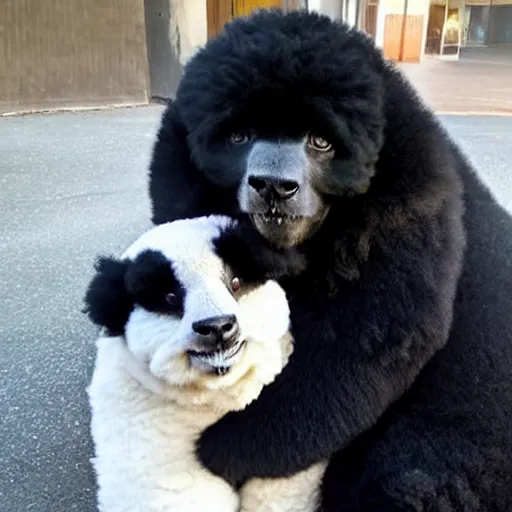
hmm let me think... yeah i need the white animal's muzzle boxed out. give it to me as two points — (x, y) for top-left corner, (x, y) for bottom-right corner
(189, 314), (245, 375)
(150, 279), (245, 377)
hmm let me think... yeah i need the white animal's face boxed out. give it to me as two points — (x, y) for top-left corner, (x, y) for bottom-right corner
(85, 215), (295, 402)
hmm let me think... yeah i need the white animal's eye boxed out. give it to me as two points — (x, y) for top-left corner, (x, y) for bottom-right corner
(165, 293), (177, 306)
(229, 131), (252, 144)
(308, 134), (332, 152)
(231, 277), (242, 293)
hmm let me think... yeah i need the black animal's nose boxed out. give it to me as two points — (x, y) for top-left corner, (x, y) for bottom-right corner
(248, 176), (299, 200)
(192, 314), (239, 348)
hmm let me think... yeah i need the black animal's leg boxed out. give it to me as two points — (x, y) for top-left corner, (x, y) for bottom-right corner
(320, 413), (511, 512)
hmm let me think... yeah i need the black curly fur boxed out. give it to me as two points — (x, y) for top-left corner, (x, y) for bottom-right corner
(215, 219), (307, 283)
(83, 250), (186, 335)
(83, 257), (132, 336)
(124, 250), (186, 316)
(147, 9), (512, 511)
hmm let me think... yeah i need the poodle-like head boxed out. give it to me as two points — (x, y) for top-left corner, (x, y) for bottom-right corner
(151, 9), (386, 249)
(84, 215), (305, 409)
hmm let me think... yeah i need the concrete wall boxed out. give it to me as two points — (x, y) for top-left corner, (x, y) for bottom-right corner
(308, 0), (342, 19)
(145, 0), (208, 100)
(0, 0), (150, 114)
(172, 0), (208, 64)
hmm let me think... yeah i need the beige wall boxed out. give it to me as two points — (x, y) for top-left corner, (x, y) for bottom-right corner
(0, 0), (150, 115)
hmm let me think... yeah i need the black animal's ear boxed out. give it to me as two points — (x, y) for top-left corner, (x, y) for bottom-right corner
(214, 220), (307, 283)
(83, 256), (132, 336)
(148, 101), (216, 225)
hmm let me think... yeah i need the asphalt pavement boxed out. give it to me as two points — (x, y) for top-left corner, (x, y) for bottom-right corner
(1, 104), (512, 511)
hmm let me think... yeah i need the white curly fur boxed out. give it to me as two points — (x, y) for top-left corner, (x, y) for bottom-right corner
(87, 216), (326, 512)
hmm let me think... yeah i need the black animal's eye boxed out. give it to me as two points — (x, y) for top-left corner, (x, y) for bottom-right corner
(229, 131), (250, 145)
(308, 134), (332, 152)
(231, 277), (242, 293)
(165, 293), (177, 306)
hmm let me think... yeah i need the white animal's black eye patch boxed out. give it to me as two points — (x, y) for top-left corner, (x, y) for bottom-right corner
(83, 250), (185, 336)
(125, 250), (186, 316)
(214, 220), (307, 284)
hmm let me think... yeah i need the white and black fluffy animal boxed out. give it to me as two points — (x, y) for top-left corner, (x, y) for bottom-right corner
(84, 215), (325, 512)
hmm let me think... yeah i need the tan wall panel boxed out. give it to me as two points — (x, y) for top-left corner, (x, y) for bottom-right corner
(383, 13), (425, 62)
(0, 0), (149, 114)
(383, 14), (403, 60)
(402, 15), (424, 62)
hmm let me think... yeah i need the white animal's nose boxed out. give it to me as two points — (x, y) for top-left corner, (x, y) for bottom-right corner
(192, 314), (239, 350)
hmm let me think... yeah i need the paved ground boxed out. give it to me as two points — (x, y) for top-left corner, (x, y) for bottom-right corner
(1, 104), (512, 511)
(0, 106), (158, 511)
(399, 46), (512, 114)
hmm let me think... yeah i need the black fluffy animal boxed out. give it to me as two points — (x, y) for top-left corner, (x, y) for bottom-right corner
(148, 9), (512, 511)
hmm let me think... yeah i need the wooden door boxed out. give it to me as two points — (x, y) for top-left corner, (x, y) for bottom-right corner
(207, 0), (233, 39)
(208, 0), (291, 39)
(365, 3), (378, 38)
(426, 4), (446, 54)
(402, 15), (424, 62)
(383, 13), (424, 62)
(383, 14), (403, 60)
(233, 0), (284, 17)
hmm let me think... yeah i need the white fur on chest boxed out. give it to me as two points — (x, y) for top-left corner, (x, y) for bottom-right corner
(88, 336), (239, 512)
(86, 215), (325, 511)
(88, 334), (325, 512)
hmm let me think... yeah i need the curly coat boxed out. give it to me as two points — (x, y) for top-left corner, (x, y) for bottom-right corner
(148, 9), (512, 511)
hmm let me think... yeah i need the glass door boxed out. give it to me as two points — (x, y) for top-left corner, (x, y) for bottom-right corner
(463, 5), (490, 46)
(440, 2), (462, 59)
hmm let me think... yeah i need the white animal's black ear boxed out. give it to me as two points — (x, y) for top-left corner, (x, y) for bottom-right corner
(83, 256), (132, 336)
(214, 220), (307, 283)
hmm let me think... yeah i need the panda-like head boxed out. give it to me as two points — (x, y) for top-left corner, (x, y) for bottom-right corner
(84, 215), (306, 407)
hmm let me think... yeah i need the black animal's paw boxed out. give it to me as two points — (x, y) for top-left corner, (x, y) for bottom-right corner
(196, 418), (246, 489)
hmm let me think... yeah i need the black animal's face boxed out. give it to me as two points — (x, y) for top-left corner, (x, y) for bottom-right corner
(171, 10), (386, 248)
(190, 108), (378, 248)
(238, 135), (333, 247)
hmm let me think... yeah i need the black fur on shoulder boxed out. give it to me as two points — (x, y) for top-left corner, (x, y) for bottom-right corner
(148, 101), (241, 225)
(214, 219), (307, 284)
(83, 257), (132, 336)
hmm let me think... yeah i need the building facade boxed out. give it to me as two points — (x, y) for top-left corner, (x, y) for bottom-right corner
(351, 0), (512, 61)
(0, 0), (510, 114)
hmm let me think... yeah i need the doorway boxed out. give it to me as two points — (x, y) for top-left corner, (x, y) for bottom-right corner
(425, 1), (462, 60)
(207, 0), (305, 38)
